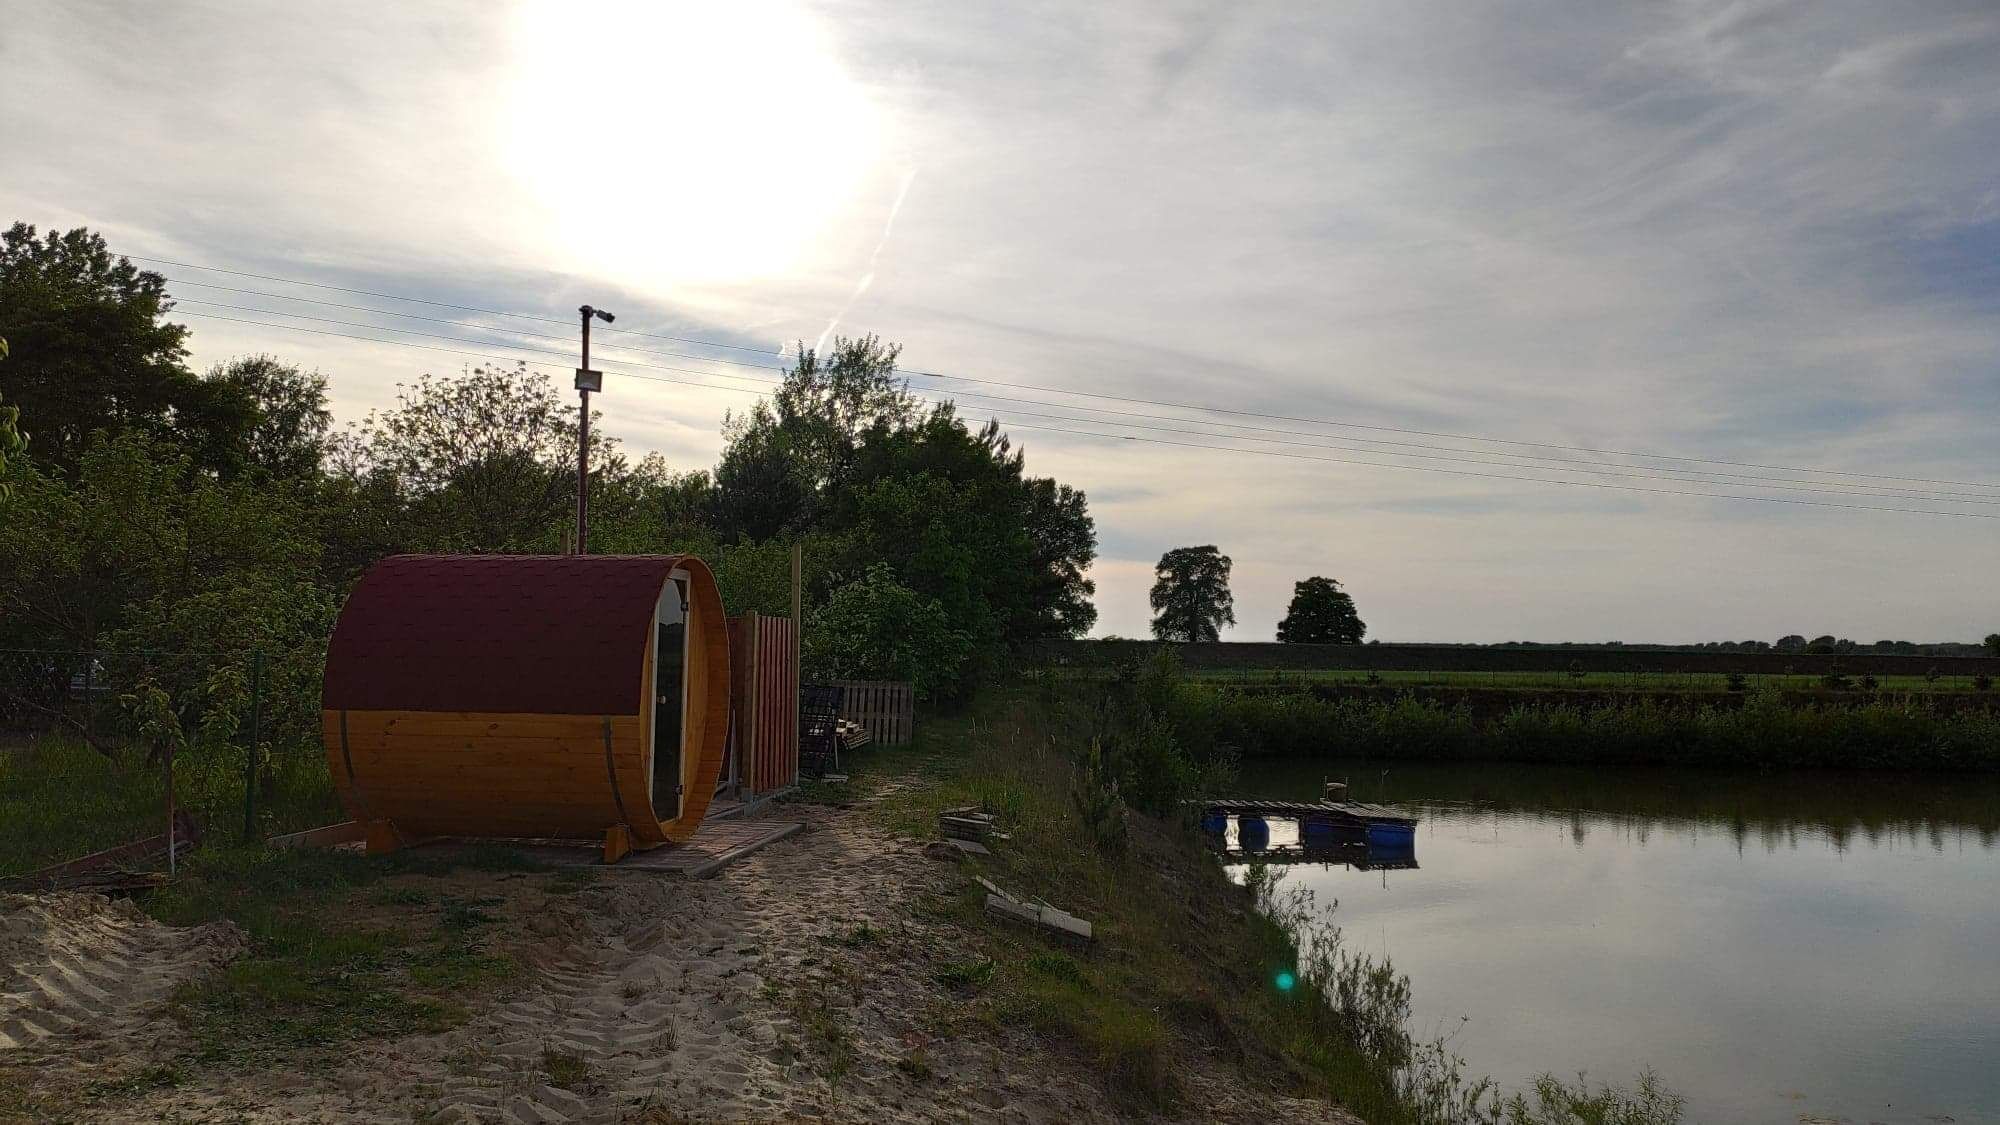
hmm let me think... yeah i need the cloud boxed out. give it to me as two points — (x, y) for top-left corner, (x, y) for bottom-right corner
(2, 0), (1995, 642)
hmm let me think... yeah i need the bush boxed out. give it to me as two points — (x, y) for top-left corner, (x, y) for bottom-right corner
(803, 564), (972, 700)
(1162, 687), (2000, 770)
(1977, 675), (1994, 693)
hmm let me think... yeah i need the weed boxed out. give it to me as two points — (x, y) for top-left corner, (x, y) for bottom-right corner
(85, 1063), (186, 1098)
(896, 1049), (936, 1082)
(541, 1047), (593, 1092)
(544, 869), (599, 895)
(437, 896), (503, 932)
(370, 886), (430, 907)
(933, 957), (996, 991)
(836, 922), (884, 947)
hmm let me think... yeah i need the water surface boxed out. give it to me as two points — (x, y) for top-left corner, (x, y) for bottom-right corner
(1227, 759), (2000, 1124)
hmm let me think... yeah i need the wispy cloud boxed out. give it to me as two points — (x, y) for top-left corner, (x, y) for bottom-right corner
(2, 0), (1994, 642)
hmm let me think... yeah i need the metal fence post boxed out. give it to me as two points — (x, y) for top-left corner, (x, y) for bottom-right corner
(244, 649), (263, 841)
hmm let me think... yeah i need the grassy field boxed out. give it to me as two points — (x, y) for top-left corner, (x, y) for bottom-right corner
(1066, 666), (1996, 694)
(0, 733), (340, 877)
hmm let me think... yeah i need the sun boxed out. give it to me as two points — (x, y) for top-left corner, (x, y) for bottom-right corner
(502, 0), (885, 290)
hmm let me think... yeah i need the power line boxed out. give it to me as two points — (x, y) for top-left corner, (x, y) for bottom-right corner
(137, 255), (783, 353)
(172, 299), (2000, 505)
(169, 291), (2000, 501)
(173, 308), (2000, 520)
(143, 252), (2000, 492)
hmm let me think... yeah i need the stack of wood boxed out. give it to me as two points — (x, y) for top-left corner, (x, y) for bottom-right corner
(938, 806), (1009, 855)
(836, 718), (873, 753)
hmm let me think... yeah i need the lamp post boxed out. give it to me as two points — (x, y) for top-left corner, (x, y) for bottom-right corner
(575, 304), (613, 554)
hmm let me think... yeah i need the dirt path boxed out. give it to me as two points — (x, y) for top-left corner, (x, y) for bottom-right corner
(3, 800), (1354, 1123)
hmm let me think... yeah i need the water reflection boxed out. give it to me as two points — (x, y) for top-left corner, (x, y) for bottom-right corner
(1228, 758), (2000, 1125)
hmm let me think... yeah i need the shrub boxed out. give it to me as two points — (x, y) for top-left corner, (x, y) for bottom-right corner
(1724, 671), (1747, 692)
(1977, 675), (1994, 693)
(803, 564), (972, 700)
(1166, 688), (2000, 770)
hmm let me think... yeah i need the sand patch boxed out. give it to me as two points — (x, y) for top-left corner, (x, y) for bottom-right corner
(0, 892), (244, 1052)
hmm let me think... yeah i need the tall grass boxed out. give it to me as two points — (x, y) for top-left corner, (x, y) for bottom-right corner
(1169, 686), (2000, 769)
(0, 734), (338, 876)
(894, 670), (1683, 1123)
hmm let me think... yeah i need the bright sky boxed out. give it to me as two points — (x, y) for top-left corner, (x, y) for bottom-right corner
(3, 0), (1996, 642)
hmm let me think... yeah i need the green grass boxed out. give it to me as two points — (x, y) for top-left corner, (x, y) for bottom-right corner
(0, 733), (340, 877)
(142, 843), (540, 1071)
(833, 683), (1682, 1124)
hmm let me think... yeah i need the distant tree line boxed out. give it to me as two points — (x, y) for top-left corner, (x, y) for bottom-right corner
(0, 223), (1099, 755)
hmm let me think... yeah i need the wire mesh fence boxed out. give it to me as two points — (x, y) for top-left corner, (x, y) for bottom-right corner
(0, 648), (339, 880)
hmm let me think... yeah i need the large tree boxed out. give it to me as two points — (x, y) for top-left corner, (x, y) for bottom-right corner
(0, 223), (229, 475)
(1150, 545), (1233, 642)
(1276, 576), (1366, 645)
(334, 363), (609, 553)
(1986, 633), (2000, 658)
(201, 355), (332, 481)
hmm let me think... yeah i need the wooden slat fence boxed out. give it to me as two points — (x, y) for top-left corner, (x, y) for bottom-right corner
(729, 612), (799, 795)
(833, 679), (914, 745)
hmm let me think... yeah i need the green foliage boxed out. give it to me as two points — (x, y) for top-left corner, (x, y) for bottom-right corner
(200, 355), (331, 481)
(1277, 576), (1366, 645)
(1168, 685), (2000, 769)
(803, 563), (972, 699)
(0, 335), (23, 495)
(0, 223), (210, 476)
(1070, 737), (1129, 853)
(1150, 544), (1234, 642)
(1986, 633), (2000, 658)
(332, 363), (600, 553)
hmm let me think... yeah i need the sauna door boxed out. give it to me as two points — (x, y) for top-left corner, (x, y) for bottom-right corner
(652, 578), (688, 820)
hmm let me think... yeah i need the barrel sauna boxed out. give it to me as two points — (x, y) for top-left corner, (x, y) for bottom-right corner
(320, 554), (730, 862)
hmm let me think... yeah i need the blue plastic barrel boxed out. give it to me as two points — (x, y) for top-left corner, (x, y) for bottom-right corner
(1238, 815), (1270, 851)
(1200, 808), (1228, 836)
(1365, 821), (1415, 849)
(1301, 815), (1341, 849)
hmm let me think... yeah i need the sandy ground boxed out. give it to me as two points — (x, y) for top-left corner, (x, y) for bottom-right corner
(0, 892), (244, 1053)
(0, 802), (1355, 1123)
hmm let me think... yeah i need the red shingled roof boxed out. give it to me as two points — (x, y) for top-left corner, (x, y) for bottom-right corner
(322, 554), (686, 715)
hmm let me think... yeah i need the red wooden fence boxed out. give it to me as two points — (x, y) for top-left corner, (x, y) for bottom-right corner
(729, 612), (799, 795)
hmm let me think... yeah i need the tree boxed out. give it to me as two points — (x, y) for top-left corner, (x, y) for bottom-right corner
(1277, 576), (1365, 644)
(1805, 634), (1839, 655)
(1985, 633), (2000, 657)
(0, 336), (23, 497)
(1774, 634), (1807, 653)
(201, 355), (331, 480)
(336, 363), (608, 552)
(0, 223), (232, 475)
(803, 564), (971, 700)
(1150, 545), (1233, 642)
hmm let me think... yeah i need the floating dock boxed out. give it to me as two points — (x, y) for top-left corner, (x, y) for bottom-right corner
(1193, 798), (1417, 827)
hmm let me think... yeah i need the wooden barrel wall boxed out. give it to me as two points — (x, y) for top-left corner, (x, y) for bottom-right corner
(320, 554), (730, 849)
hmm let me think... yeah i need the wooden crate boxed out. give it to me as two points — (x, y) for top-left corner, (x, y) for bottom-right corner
(832, 679), (914, 745)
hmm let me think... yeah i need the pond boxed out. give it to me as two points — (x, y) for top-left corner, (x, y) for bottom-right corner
(1225, 758), (2000, 1124)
